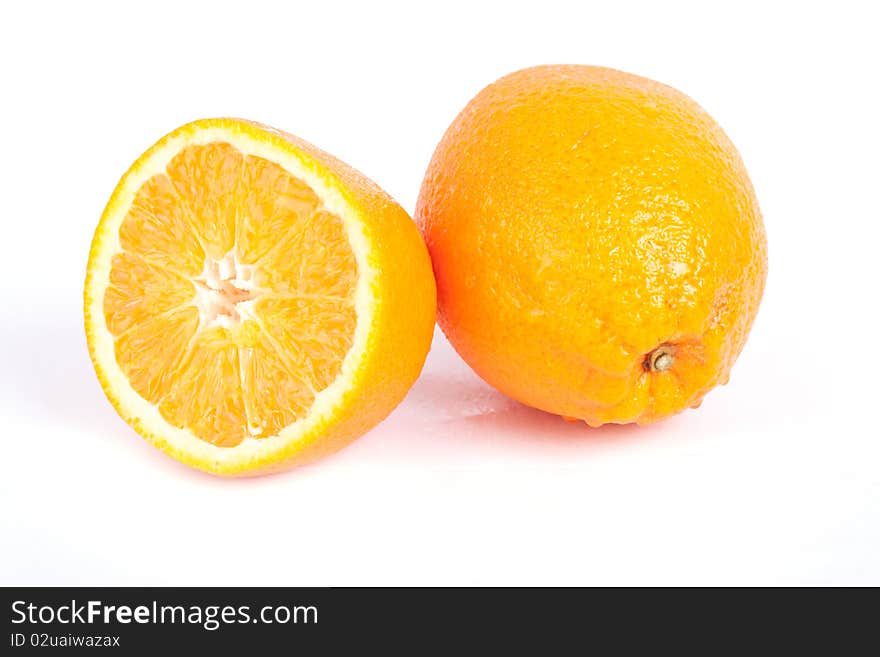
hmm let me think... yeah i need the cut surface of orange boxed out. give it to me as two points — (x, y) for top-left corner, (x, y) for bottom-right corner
(86, 119), (436, 475)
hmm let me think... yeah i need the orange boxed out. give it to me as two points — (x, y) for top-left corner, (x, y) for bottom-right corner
(85, 118), (435, 475)
(416, 66), (767, 426)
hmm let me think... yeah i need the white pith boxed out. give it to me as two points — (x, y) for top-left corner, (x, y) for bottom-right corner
(193, 251), (259, 329)
(86, 123), (374, 469)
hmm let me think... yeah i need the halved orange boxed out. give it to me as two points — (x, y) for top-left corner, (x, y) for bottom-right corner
(85, 118), (436, 476)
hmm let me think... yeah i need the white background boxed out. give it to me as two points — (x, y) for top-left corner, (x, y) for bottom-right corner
(1, 1), (878, 586)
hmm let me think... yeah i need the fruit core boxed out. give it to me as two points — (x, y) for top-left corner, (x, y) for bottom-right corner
(193, 252), (259, 329)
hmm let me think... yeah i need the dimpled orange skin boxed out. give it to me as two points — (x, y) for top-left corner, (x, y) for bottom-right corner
(416, 65), (767, 426)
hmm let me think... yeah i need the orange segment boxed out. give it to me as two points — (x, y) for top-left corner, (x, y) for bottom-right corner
(258, 296), (357, 392)
(118, 174), (204, 274)
(236, 155), (320, 263)
(113, 307), (199, 403)
(238, 325), (316, 439)
(257, 209), (358, 297)
(104, 252), (195, 335)
(157, 329), (247, 448)
(165, 143), (243, 259)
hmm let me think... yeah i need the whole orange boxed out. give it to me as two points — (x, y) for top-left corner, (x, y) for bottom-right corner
(416, 65), (767, 426)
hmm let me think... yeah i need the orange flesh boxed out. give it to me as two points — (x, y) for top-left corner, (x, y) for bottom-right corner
(104, 143), (358, 447)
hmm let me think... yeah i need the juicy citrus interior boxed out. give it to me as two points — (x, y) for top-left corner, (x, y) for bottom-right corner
(105, 142), (357, 447)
